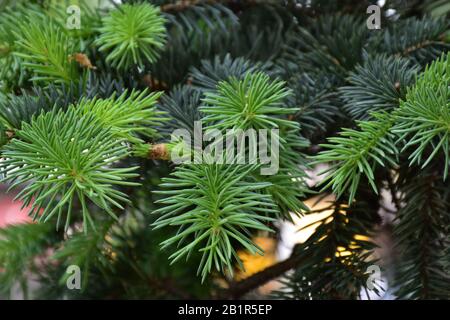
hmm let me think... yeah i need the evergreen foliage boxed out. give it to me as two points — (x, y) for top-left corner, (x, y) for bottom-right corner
(201, 72), (296, 131)
(0, 0), (448, 300)
(153, 163), (276, 282)
(95, 3), (167, 70)
(1, 107), (139, 232)
(276, 200), (379, 299)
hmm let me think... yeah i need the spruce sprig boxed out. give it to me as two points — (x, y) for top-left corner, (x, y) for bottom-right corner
(393, 53), (450, 177)
(201, 72), (297, 131)
(152, 163), (276, 282)
(95, 3), (167, 70)
(0, 107), (139, 232)
(76, 89), (166, 143)
(314, 112), (398, 203)
(13, 16), (79, 84)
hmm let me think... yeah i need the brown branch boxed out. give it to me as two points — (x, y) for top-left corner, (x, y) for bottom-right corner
(148, 143), (171, 160)
(160, 0), (209, 12)
(399, 39), (445, 57)
(6, 130), (14, 139)
(0, 129), (14, 147)
(141, 74), (169, 91)
(160, 0), (258, 13)
(218, 247), (305, 299)
(134, 143), (172, 161)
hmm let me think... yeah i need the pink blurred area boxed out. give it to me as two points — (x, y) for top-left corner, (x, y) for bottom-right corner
(0, 189), (32, 228)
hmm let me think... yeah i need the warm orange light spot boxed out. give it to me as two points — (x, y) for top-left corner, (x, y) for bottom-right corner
(235, 236), (277, 281)
(354, 234), (370, 241)
(335, 250), (352, 257)
(324, 216), (334, 224)
(348, 241), (361, 250)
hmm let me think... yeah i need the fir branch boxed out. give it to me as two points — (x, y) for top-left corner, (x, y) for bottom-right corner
(152, 163), (277, 282)
(201, 72), (297, 131)
(340, 54), (418, 120)
(157, 85), (202, 136)
(373, 16), (449, 65)
(95, 3), (167, 70)
(220, 245), (305, 299)
(287, 72), (338, 136)
(393, 53), (450, 178)
(274, 200), (380, 300)
(0, 107), (139, 232)
(393, 168), (450, 299)
(190, 54), (272, 92)
(313, 112), (398, 203)
(13, 16), (80, 84)
(0, 223), (54, 296)
(76, 89), (166, 143)
(53, 222), (114, 292)
(0, 84), (80, 130)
